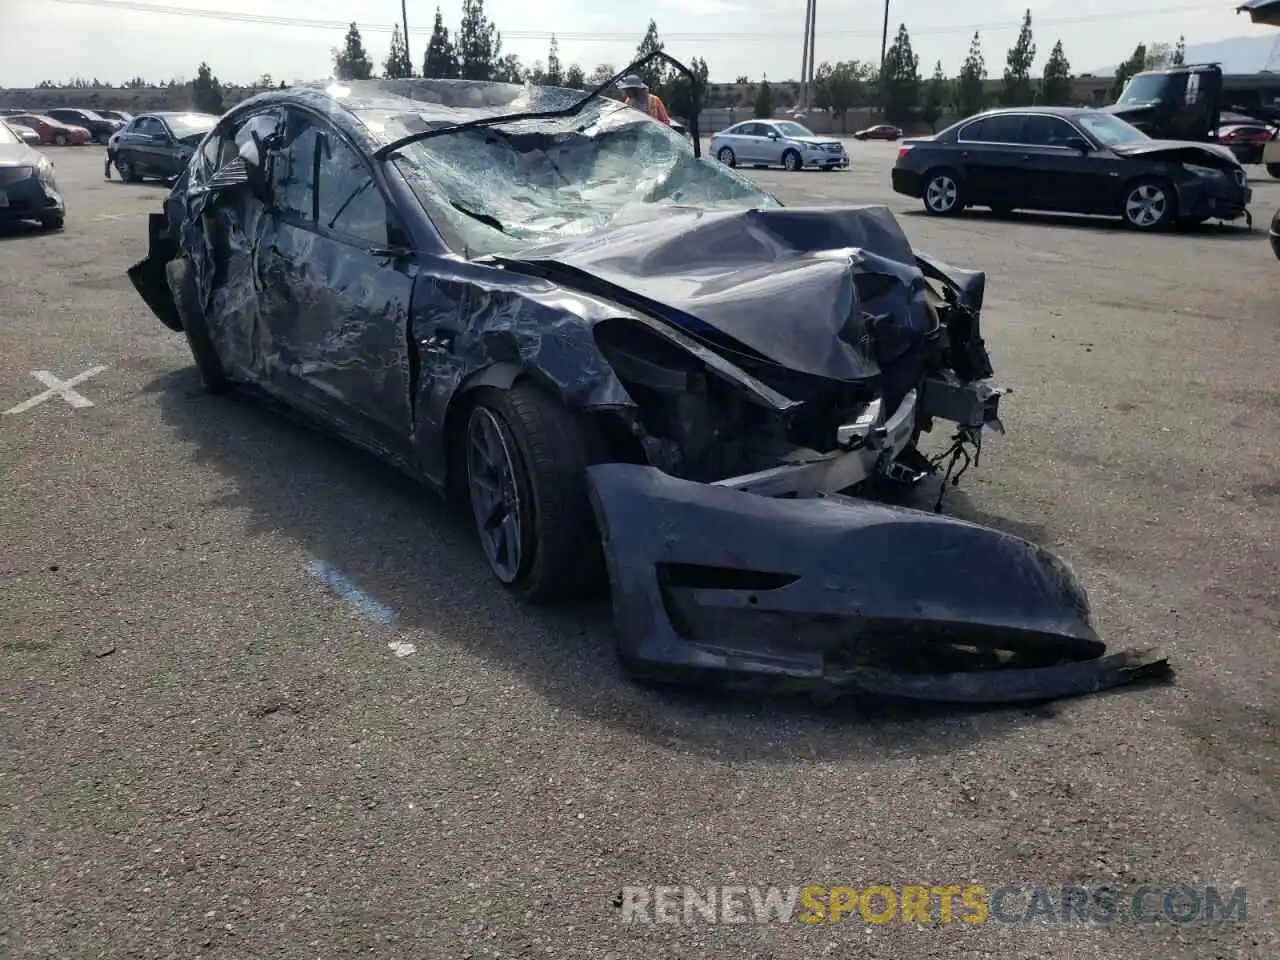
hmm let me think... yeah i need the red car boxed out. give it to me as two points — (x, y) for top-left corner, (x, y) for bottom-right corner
(854, 123), (903, 141)
(6, 114), (91, 146)
(1216, 123), (1275, 165)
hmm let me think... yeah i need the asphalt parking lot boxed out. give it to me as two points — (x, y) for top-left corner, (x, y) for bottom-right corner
(2, 141), (1277, 959)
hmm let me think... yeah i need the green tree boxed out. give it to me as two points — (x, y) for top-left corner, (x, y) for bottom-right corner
(586, 63), (616, 89)
(815, 60), (872, 130)
(665, 55), (710, 121)
(257, 72), (274, 88)
(1144, 41), (1172, 69)
(492, 53), (524, 83)
(754, 76), (774, 118)
(1111, 43), (1146, 99)
(1172, 35), (1186, 65)
(956, 31), (987, 116)
(634, 19), (667, 91)
(565, 63), (586, 88)
(545, 34), (564, 86)
(879, 24), (920, 123)
(457, 0), (500, 81)
(423, 7), (458, 78)
(383, 24), (414, 78)
(1040, 39), (1072, 105)
(191, 62), (223, 114)
(920, 61), (950, 131)
(1001, 9), (1035, 106)
(333, 22), (374, 81)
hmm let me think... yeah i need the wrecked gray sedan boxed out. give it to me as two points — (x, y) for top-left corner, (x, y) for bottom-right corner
(128, 55), (1168, 703)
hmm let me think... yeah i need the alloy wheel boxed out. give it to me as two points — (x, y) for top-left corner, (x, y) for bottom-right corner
(1125, 184), (1168, 228)
(926, 174), (958, 213)
(717, 147), (735, 166)
(466, 406), (525, 584)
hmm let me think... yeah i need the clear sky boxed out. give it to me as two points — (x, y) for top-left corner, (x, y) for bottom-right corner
(2, 0), (1276, 88)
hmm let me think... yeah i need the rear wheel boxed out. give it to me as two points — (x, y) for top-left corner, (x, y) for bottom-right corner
(1267, 162), (1280, 179)
(53, 133), (68, 146)
(716, 146), (736, 167)
(1121, 178), (1175, 230)
(922, 168), (964, 216)
(463, 382), (606, 602)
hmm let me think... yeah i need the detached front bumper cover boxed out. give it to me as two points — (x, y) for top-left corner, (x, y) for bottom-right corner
(587, 465), (1171, 704)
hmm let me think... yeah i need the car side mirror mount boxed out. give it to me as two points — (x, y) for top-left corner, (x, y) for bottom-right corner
(767, 131), (780, 139)
(1065, 136), (1091, 153)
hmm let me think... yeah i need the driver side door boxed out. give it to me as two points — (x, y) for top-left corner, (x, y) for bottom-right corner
(259, 106), (417, 456)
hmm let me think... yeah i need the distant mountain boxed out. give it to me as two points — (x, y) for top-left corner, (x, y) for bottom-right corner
(1085, 34), (1280, 76)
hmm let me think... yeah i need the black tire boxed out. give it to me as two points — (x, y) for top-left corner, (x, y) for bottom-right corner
(716, 146), (735, 167)
(922, 168), (964, 216)
(1267, 162), (1280, 179)
(782, 149), (802, 172)
(40, 213), (64, 230)
(462, 382), (606, 603)
(1269, 209), (1280, 261)
(168, 257), (228, 393)
(116, 154), (142, 183)
(1121, 177), (1176, 230)
(53, 133), (68, 146)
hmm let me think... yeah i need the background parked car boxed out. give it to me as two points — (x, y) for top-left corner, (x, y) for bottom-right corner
(1215, 123), (1275, 165)
(0, 118), (65, 230)
(96, 109), (133, 123)
(44, 107), (121, 143)
(710, 119), (849, 171)
(892, 106), (1251, 230)
(110, 111), (218, 182)
(3, 121), (42, 146)
(4, 114), (91, 146)
(854, 124), (903, 140)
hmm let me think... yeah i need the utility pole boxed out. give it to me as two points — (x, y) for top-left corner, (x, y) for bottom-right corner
(402, 0), (412, 72)
(879, 0), (890, 73)
(808, 0), (817, 98)
(800, 0), (813, 109)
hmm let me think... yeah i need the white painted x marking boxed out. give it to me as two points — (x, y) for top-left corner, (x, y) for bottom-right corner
(3, 366), (107, 415)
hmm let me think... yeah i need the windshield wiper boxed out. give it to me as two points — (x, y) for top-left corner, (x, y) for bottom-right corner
(372, 50), (703, 161)
(450, 199), (504, 233)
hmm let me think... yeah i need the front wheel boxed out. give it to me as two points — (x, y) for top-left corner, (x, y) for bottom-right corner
(463, 382), (606, 603)
(922, 169), (964, 216)
(716, 146), (736, 167)
(40, 213), (64, 230)
(1267, 162), (1280, 179)
(1122, 178), (1175, 230)
(116, 154), (142, 183)
(782, 149), (802, 172)
(169, 257), (228, 393)
(1269, 209), (1280, 261)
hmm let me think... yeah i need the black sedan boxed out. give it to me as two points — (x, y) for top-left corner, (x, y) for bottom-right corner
(125, 62), (1163, 702)
(44, 107), (121, 143)
(892, 106), (1252, 230)
(0, 118), (65, 229)
(109, 111), (218, 182)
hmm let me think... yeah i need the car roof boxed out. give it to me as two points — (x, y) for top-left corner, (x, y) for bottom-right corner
(964, 106), (1090, 119)
(229, 78), (604, 154)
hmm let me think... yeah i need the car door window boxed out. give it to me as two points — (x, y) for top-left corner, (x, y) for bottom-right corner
(272, 109), (389, 246)
(974, 115), (1024, 143)
(1020, 116), (1077, 148)
(135, 117), (164, 138)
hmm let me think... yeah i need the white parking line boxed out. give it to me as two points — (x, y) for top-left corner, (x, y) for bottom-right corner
(3, 366), (107, 415)
(304, 556), (397, 625)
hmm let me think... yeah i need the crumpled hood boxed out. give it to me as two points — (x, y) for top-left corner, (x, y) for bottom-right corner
(500, 205), (945, 384)
(1109, 138), (1240, 165)
(0, 142), (38, 165)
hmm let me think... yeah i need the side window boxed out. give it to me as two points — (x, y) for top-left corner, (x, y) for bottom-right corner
(272, 109), (389, 246)
(957, 118), (986, 141)
(135, 117), (162, 137)
(979, 114), (1024, 143)
(1021, 116), (1076, 147)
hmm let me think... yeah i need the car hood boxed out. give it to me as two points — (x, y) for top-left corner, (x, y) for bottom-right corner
(0, 142), (38, 165)
(786, 135), (842, 147)
(1109, 138), (1240, 164)
(496, 204), (960, 385)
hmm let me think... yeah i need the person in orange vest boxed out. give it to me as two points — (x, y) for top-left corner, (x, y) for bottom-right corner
(617, 75), (671, 125)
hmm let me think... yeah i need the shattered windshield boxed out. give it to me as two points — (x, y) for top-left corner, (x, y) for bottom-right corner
(165, 113), (217, 140)
(1076, 111), (1150, 146)
(1117, 74), (1169, 105)
(382, 99), (780, 257)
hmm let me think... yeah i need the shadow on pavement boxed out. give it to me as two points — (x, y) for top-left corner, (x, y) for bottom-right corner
(146, 366), (1066, 762)
(900, 206), (1261, 240)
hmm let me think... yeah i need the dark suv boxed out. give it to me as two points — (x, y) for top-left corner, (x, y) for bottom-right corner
(44, 108), (121, 143)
